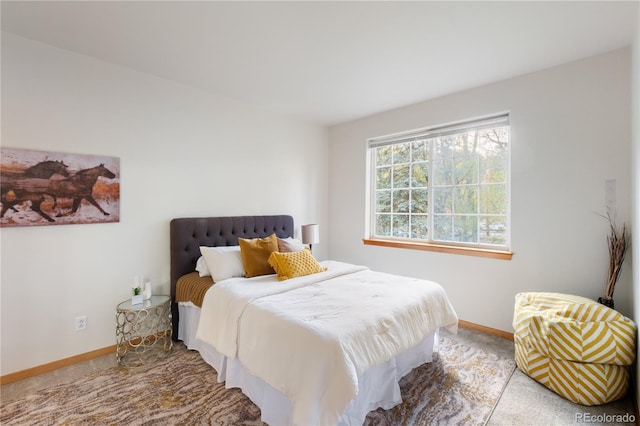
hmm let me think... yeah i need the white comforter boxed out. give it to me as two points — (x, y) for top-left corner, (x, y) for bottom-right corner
(195, 261), (458, 425)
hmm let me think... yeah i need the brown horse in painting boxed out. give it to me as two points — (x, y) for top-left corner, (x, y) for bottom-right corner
(45, 163), (116, 217)
(1, 160), (70, 222)
(24, 160), (70, 179)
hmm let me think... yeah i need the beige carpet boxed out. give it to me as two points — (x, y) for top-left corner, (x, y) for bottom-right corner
(1, 332), (515, 425)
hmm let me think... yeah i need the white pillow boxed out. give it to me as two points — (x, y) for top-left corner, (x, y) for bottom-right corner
(195, 256), (211, 277)
(277, 237), (305, 253)
(199, 246), (245, 282)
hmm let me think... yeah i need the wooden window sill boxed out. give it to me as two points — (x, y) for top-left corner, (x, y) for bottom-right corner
(363, 238), (513, 260)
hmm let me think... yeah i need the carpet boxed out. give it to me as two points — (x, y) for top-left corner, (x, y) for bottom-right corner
(1, 332), (515, 425)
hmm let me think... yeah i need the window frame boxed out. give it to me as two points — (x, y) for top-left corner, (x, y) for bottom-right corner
(365, 113), (512, 259)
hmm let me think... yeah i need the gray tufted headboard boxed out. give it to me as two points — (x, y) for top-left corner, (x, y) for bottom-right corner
(169, 215), (294, 341)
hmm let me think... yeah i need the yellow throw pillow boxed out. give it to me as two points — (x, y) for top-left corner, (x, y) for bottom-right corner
(238, 233), (279, 278)
(268, 248), (327, 281)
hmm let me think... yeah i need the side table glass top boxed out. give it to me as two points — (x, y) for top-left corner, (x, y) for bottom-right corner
(117, 295), (170, 311)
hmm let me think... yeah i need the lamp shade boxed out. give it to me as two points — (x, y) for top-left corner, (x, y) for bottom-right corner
(301, 224), (320, 245)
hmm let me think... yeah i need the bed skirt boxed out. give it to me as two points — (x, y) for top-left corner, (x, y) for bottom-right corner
(178, 302), (438, 426)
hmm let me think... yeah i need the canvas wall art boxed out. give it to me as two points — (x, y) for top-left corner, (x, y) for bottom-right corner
(1, 148), (120, 227)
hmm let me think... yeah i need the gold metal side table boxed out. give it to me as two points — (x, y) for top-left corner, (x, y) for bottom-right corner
(116, 295), (172, 366)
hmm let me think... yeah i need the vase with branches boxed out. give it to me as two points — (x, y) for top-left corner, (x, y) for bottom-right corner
(598, 213), (630, 309)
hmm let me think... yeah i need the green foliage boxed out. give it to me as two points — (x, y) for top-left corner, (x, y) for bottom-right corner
(373, 126), (508, 246)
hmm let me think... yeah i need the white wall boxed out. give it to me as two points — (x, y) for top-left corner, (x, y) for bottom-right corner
(630, 13), (640, 411)
(0, 33), (329, 376)
(328, 48), (632, 333)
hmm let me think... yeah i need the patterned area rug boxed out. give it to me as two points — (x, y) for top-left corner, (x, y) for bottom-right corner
(1, 332), (515, 425)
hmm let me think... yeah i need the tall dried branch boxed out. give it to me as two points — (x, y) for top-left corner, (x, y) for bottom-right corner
(603, 213), (630, 300)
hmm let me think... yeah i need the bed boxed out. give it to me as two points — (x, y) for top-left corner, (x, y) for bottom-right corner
(170, 215), (458, 426)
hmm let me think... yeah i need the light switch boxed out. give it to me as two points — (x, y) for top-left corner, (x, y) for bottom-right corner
(605, 179), (616, 216)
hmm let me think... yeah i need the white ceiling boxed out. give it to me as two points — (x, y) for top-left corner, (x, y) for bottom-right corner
(1, 1), (638, 126)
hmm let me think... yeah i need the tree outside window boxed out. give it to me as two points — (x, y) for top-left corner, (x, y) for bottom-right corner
(369, 115), (510, 251)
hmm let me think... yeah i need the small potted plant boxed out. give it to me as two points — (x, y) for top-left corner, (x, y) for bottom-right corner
(132, 276), (143, 305)
(598, 214), (630, 309)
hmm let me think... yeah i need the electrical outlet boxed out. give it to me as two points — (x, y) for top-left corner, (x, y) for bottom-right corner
(75, 315), (87, 331)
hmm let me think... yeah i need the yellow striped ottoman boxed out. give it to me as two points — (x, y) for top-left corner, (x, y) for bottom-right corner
(513, 292), (636, 405)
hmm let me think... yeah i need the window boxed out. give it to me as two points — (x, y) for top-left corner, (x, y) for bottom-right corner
(366, 114), (510, 257)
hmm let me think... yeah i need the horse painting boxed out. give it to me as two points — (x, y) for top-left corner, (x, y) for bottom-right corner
(1, 149), (119, 227)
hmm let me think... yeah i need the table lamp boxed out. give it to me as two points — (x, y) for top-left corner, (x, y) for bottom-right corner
(301, 224), (319, 253)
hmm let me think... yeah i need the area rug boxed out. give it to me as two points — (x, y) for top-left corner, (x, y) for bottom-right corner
(1, 332), (515, 425)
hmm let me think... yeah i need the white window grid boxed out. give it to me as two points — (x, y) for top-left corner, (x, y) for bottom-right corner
(367, 114), (510, 251)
